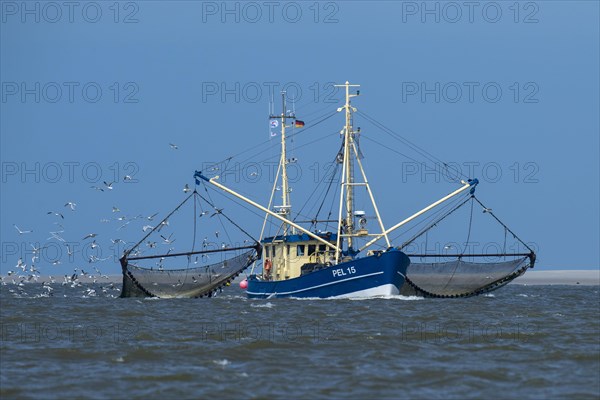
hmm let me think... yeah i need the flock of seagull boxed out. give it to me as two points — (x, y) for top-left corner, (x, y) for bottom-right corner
(1, 142), (231, 297)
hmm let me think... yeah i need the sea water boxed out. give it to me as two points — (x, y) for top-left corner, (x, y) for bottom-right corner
(1, 284), (598, 399)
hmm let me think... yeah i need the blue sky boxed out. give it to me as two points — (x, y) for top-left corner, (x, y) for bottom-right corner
(1, 0), (598, 276)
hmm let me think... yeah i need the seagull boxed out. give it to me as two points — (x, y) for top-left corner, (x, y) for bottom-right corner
(249, 171), (258, 177)
(146, 241), (157, 248)
(146, 212), (159, 221)
(82, 233), (98, 240)
(483, 208), (493, 213)
(444, 245), (454, 250)
(112, 206), (120, 213)
(169, 143), (178, 150)
(160, 233), (175, 244)
(13, 225), (32, 235)
(48, 231), (65, 242)
(183, 184), (191, 193)
(90, 185), (104, 192)
(199, 211), (209, 217)
(64, 202), (76, 211)
(111, 238), (125, 244)
(90, 240), (99, 249)
(157, 220), (169, 231)
(210, 208), (223, 218)
(215, 231), (220, 238)
(103, 181), (114, 190)
(123, 175), (133, 181)
(142, 225), (154, 232)
(65, 244), (74, 257)
(47, 211), (64, 219)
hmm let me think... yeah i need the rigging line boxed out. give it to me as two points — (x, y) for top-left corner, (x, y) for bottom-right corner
(396, 193), (472, 249)
(236, 112), (339, 167)
(357, 111), (444, 165)
(196, 189), (260, 245)
(293, 145), (342, 223)
(242, 129), (341, 173)
(313, 161), (341, 225)
(124, 191), (196, 258)
(441, 197), (474, 291)
(325, 168), (341, 233)
(394, 193), (470, 247)
(295, 101), (338, 119)
(461, 198), (475, 256)
(201, 182), (285, 232)
(205, 110), (338, 172)
(472, 196), (535, 253)
(357, 110), (469, 180)
(360, 134), (434, 167)
(199, 181), (233, 245)
(391, 192), (469, 245)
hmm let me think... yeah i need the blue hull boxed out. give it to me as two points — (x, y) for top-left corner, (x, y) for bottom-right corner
(246, 249), (410, 299)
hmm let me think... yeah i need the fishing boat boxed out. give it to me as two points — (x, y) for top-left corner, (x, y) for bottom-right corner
(121, 81), (535, 299)
(194, 82), (486, 299)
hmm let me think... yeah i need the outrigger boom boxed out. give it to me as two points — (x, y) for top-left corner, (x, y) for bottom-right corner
(358, 178), (478, 252)
(194, 171), (340, 252)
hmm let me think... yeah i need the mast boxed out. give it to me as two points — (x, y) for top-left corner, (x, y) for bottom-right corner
(269, 91), (296, 234)
(335, 81), (360, 256)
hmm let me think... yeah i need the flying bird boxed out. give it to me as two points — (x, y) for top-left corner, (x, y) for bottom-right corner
(13, 225), (32, 235)
(47, 211), (64, 219)
(482, 208), (493, 213)
(183, 184), (191, 193)
(146, 212), (159, 221)
(160, 233), (175, 244)
(90, 185), (104, 192)
(82, 233), (98, 240)
(169, 143), (178, 150)
(48, 231), (65, 242)
(64, 202), (76, 211)
(123, 175), (133, 181)
(112, 206), (120, 213)
(210, 208), (223, 218)
(103, 181), (114, 190)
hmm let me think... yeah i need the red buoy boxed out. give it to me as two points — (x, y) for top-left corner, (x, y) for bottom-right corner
(239, 279), (248, 289)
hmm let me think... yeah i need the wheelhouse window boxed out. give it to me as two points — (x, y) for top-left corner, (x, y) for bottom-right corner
(318, 244), (327, 252)
(265, 246), (270, 258)
(297, 244), (305, 256)
(308, 244), (316, 256)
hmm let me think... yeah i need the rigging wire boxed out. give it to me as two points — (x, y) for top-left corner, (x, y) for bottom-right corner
(357, 110), (469, 182)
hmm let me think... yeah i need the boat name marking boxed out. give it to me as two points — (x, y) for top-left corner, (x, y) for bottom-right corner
(332, 266), (356, 278)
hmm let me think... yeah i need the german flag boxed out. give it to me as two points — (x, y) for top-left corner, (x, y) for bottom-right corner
(295, 120), (305, 128)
